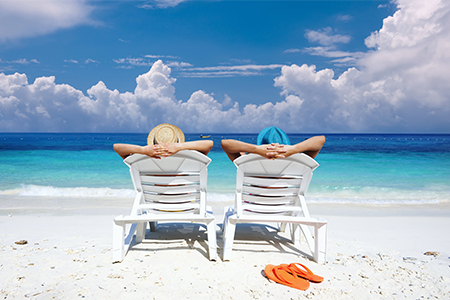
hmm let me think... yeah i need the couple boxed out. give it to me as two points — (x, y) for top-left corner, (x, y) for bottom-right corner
(113, 123), (325, 161)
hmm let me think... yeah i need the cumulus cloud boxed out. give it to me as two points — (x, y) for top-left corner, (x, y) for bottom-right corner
(0, 0), (95, 41)
(275, 0), (450, 133)
(1, 0), (450, 133)
(0, 60), (323, 133)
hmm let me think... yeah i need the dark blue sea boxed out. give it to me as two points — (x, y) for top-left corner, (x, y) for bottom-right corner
(1, 133), (449, 205)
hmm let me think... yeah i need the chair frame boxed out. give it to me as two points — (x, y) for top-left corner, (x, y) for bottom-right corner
(113, 150), (217, 262)
(222, 153), (327, 263)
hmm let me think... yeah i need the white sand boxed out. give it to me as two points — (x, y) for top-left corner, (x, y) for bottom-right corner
(1, 198), (450, 299)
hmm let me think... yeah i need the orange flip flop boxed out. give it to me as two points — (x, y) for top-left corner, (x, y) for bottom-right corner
(264, 264), (310, 290)
(282, 263), (324, 283)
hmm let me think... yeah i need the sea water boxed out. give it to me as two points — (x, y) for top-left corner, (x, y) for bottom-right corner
(1, 133), (449, 205)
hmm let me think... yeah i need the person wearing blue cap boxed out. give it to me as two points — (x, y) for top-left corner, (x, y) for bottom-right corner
(221, 126), (325, 162)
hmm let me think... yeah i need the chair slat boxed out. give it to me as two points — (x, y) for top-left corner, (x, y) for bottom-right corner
(243, 176), (301, 188)
(242, 186), (299, 196)
(242, 193), (296, 206)
(142, 184), (199, 195)
(144, 193), (199, 204)
(140, 174), (200, 185)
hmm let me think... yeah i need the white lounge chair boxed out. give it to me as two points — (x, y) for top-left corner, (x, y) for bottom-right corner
(113, 150), (217, 262)
(222, 153), (327, 263)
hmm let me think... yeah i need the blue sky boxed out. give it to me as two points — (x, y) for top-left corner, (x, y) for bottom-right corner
(1, 0), (449, 133)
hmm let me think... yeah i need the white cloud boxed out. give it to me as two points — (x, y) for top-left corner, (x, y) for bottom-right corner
(303, 46), (364, 66)
(336, 14), (353, 22)
(114, 56), (190, 69)
(65, 59), (79, 64)
(0, 60), (320, 133)
(275, 0), (450, 133)
(145, 55), (180, 59)
(85, 59), (99, 64)
(139, 0), (188, 9)
(180, 64), (284, 78)
(300, 27), (355, 66)
(8, 59), (40, 65)
(0, 0), (95, 41)
(113, 57), (152, 67)
(305, 27), (351, 46)
(1, 0), (450, 133)
(283, 49), (301, 54)
(165, 61), (193, 68)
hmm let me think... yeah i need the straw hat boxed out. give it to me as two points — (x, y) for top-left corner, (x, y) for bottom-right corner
(147, 123), (185, 145)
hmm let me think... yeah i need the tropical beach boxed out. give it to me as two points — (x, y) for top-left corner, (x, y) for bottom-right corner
(1, 133), (450, 299)
(1, 199), (450, 299)
(2, 0), (450, 298)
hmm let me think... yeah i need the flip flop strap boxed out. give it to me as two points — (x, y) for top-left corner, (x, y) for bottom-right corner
(272, 265), (296, 284)
(289, 263), (313, 276)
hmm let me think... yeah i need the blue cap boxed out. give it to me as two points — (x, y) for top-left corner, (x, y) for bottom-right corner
(256, 126), (290, 145)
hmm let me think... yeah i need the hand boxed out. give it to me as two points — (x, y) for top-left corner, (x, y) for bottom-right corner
(140, 144), (162, 159)
(141, 144), (177, 159)
(157, 143), (181, 157)
(257, 143), (287, 159)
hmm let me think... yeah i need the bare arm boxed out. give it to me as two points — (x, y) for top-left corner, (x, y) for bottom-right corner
(221, 135), (326, 161)
(113, 140), (213, 160)
(283, 135), (326, 159)
(221, 139), (286, 161)
(158, 140), (214, 157)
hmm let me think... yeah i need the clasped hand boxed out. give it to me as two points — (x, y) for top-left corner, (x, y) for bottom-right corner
(259, 143), (289, 159)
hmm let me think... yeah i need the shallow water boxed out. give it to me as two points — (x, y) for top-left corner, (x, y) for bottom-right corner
(1, 133), (449, 205)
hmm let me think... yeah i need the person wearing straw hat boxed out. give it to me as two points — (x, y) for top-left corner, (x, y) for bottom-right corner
(113, 123), (213, 160)
(221, 126), (325, 162)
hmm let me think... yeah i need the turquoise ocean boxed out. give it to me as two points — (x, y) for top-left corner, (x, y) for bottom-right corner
(1, 133), (449, 205)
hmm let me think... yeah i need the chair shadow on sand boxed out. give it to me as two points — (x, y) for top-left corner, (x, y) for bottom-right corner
(126, 222), (213, 260)
(125, 222), (312, 261)
(217, 223), (313, 260)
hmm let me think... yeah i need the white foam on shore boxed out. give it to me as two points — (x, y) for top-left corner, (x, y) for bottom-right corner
(0, 184), (448, 205)
(0, 184), (135, 198)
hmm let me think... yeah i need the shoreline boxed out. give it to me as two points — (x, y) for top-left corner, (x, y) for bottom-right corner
(2, 195), (450, 215)
(1, 197), (449, 299)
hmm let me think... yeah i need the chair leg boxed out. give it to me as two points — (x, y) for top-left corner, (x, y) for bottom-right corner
(206, 219), (217, 261)
(299, 224), (314, 254)
(113, 222), (138, 263)
(290, 223), (301, 245)
(314, 223), (327, 264)
(150, 221), (157, 232)
(136, 222), (146, 243)
(221, 206), (233, 233)
(222, 218), (236, 261)
(279, 222), (287, 232)
(112, 220), (125, 263)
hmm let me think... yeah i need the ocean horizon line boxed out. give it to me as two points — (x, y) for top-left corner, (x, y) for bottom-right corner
(1, 132), (450, 135)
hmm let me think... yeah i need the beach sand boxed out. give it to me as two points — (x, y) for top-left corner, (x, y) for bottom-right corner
(1, 198), (450, 299)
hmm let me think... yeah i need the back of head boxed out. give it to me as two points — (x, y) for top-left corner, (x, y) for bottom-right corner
(147, 123), (185, 145)
(256, 126), (290, 145)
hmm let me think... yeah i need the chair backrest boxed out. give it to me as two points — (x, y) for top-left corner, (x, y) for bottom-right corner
(233, 153), (319, 217)
(124, 150), (211, 215)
